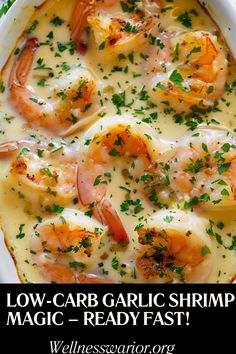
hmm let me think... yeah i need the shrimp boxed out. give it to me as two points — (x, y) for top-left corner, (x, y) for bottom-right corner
(30, 208), (113, 283)
(71, 0), (159, 56)
(145, 126), (236, 210)
(142, 31), (228, 112)
(136, 210), (214, 283)
(0, 139), (77, 207)
(77, 116), (161, 244)
(9, 37), (101, 136)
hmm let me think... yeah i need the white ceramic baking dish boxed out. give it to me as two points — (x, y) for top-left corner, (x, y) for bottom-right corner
(0, 0), (236, 283)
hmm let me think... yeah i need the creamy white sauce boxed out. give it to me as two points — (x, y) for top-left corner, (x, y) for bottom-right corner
(0, 0), (235, 283)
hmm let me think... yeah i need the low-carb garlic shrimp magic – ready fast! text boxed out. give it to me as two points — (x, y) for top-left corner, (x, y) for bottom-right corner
(0, 0), (235, 284)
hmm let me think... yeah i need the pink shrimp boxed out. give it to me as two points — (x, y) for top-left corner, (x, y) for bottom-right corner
(30, 209), (114, 283)
(71, 0), (96, 54)
(0, 139), (77, 206)
(77, 116), (160, 245)
(9, 37), (98, 136)
(143, 126), (236, 210)
(71, 0), (159, 55)
(142, 31), (228, 112)
(135, 210), (214, 283)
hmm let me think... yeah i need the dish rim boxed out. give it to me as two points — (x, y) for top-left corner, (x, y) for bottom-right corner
(0, 0), (235, 283)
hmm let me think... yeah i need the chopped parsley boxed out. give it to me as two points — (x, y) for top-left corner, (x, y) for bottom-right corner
(16, 224), (25, 239)
(0, 0), (15, 18)
(99, 41), (106, 50)
(201, 245), (211, 256)
(112, 257), (119, 270)
(169, 70), (184, 88)
(120, 199), (144, 215)
(218, 163), (231, 175)
(69, 261), (85, 270)
(177, 12), (192, 28)
(26, 20), (39, 35)
(50, 16), (64, 26)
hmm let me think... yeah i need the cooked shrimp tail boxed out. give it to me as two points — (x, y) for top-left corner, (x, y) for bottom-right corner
(9, 37), (38, 88)
(43, 263), (76, 283)
(8, 37), (48, 128)
(77, 165), (129, 244)
(71, 0), (95, 54)
(0, 139), (37, 157)
(78, 273), (114, 283)
(0, 141), (20, 156)
(95, 199), (129, 244)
